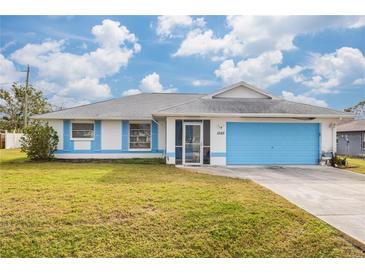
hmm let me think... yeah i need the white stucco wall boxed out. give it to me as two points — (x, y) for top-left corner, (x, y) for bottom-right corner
(47, 119), (63, 150)
(74, 140), (91, 150)
(166, 117), (176, 164)
(157, 119), (166, 151)
(101, 120), (121, 150)
(320, 119), (336, 153)
(210, 118), (227, 165)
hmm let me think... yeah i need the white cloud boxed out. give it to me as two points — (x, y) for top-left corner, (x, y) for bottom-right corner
(122, 72), (177, 96)
(48, 94), (90, 109)
(156, 16), (206, 38)
(281, 91), (328, 107)
(192, 79), (215, 87)
(171, 16), (365, 91)
(0, 54), (22, 85)
(34, 78), (111, 108)
(353, 78), (365, 85)
(122, 89), (142, 96)
(0, 40), (16, 52)
(156, 16), (193, 38)
(61, 78), (111, 99)
(9, 19), (141, 106)
(349, 16), (365, 28)
(214, 51), (302, 88)
(174, 16), (365, 59)
(139, 72), (164, 92)
(91, 19), (139, 49)
(173, 29), (230, 58)
(302, 47), (365, 94)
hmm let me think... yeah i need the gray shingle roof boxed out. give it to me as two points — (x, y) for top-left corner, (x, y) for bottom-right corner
(33, 92), (352, 120)
(156, 98), (352, 117)
(337, 119), (365, 132)
(32, 93), (203, 120)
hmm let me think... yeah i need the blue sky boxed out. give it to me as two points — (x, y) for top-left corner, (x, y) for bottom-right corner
(0, 15), (364, 110)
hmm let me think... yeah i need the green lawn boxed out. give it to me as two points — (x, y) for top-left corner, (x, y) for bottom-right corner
(346, 157), (365, 174)
(0, 149), (363, 258)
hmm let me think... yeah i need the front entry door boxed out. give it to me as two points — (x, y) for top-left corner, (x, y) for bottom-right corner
(183, 122), (202, 165)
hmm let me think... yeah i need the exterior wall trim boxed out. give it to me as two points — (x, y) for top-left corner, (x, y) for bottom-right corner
(155, 113), (353, 119)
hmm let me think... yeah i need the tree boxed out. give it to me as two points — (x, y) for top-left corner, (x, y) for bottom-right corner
(0, 83), (51, 132)
(20, 121), (59, 161)
(344, 100), (365, 120)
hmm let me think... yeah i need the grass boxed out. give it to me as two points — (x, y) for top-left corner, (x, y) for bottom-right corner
(346, 157), (365, 174)
(0, 149), (363, 258)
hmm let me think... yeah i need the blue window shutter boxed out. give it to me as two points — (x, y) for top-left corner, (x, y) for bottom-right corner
(152, 121), (158, 152)
(175, 120), (183, 164)
(122, 120), (129, 151)
(63, 120), (73, 151)
(91, 120), (101, 151)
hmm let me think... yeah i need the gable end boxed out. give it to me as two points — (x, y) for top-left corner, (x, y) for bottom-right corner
(205, 81), (274, 99)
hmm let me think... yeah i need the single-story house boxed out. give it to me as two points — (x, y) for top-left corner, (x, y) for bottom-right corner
(336, 119), (365, 157)
(33, 81), (353, 165)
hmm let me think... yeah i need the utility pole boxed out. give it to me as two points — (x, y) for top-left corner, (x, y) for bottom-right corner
(24, 65), (30, 128)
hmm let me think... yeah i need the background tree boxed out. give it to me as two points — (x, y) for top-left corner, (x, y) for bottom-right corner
(0, 83), (51, 132)
(344, 100), (365, 120)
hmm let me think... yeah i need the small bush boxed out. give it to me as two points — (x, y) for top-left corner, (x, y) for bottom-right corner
(330, 155), (347, 168)
(20, 121), (59, 161)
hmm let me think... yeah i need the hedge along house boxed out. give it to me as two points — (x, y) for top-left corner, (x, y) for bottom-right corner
(32, 81), (353, 165)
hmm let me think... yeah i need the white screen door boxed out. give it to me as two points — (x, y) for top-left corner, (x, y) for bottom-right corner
(183, 122), (202, 165)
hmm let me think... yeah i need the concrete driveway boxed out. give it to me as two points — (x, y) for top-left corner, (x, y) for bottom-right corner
(182, 165), (365, 248)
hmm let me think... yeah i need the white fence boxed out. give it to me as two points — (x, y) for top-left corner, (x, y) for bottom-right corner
(4, 132), (24, 149)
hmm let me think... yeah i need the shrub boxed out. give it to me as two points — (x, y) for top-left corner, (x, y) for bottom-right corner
(330, 155), (347, 168)
(20, 121), (59, 161)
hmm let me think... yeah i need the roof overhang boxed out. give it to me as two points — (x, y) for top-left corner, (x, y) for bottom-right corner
(31, 116), (153, 120)
(337, 129), (365, 132)
(153, 112), (354, 119)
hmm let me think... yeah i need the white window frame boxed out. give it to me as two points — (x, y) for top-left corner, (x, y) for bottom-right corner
(128, 121), (152, 151)
(71, 121), (95, 141)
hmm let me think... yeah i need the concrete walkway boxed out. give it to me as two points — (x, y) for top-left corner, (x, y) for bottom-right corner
(181, 165), (365, 248)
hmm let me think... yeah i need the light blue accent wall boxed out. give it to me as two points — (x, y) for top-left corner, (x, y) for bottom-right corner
(63, 120), (74, 151)
(166, 152), (175, 157)
(152, 121), (158, 152)
(226, 122), (320, 165)
(122, 120), (129, 151)
(91, 120), (101, 151)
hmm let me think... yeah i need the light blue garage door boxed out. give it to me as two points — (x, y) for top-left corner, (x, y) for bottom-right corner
(226, 123), (320, 165)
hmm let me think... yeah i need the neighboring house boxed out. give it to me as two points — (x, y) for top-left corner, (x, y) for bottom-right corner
(336, 120), (365, 156)
(33, 81), (352, 165)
